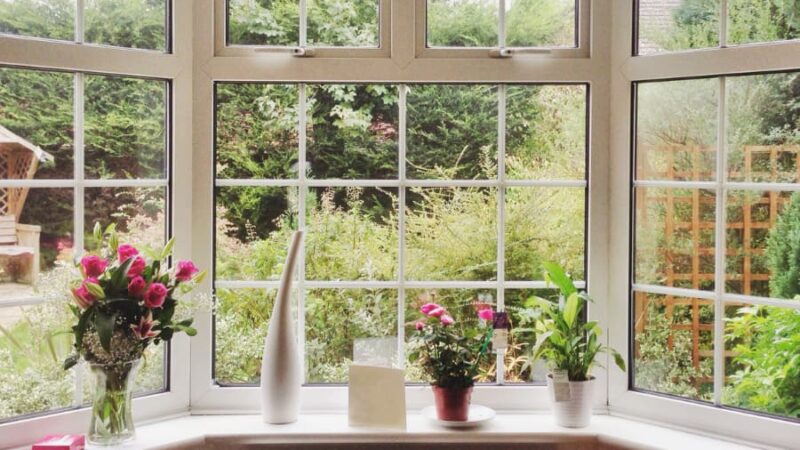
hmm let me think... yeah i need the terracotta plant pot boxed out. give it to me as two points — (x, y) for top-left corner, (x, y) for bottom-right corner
(432, 385), (473, 421)
(546, 374), (596, 428)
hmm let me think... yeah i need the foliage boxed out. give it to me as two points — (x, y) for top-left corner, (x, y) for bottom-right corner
(766, 192), (800, 299)
(526, 262), (625, 381)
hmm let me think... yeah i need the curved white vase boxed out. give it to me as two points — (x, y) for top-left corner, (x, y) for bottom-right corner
(546, 375), (595, 428)
(260, 230), (304, 424)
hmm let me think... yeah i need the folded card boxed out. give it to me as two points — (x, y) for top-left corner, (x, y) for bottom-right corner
(32, 435), (85, 450)
(348, 364), (406, 430)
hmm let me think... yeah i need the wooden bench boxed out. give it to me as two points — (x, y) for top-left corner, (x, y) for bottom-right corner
(0, 215), (40, 284)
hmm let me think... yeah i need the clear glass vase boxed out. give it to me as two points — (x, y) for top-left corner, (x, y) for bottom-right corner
(87, 359), (141, 446)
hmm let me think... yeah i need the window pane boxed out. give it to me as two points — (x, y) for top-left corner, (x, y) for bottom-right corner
(634, 187), (717, 291)
(0, 188), (73, 297)
(215, 187), (298, 281)
(727, 72), (800, 183)
(725, 190), (800, 298)
(506, 85), (586, 180)
(724, 304), (799, 419)
(84, 187), (166, 253)
(633, 292), (714, 402)
(406, 85), (497, 180)
(227, 0), (299, 46)
(307, 84), (398, 179)
(506, 187), (585, 281)
(405, 289), (496, 383)
(0, 303), (76, 420)
(506, 0), (576, 48)
(427, 0), (498, 47)
(636, 79), (718, 182)
(503, 288), (557, 384)
(306, 187), (397, 281)
(0, 0), (74, 41)
(84, 0), (167, 51)
(728, 0), (800, 46)
(306, 289), (396, 383)
(637, 0), (720, 55)
(0, 67), (74, 180)
(85, 75), (167, 180)
(307, 0), (379, 47)
(214, 288), (280, 385)
(406, 187), (497, 281)
(216, 83), (300, 180)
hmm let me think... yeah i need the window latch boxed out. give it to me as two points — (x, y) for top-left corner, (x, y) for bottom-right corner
(489, 48), (513, 58)
(292, 47), (316, 57)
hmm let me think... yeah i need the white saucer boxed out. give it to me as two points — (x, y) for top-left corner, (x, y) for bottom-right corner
(422, 404), (496, 428)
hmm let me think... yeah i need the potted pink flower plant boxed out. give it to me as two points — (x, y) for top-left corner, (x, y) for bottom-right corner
(63, 224), (205, 446)
(410, 302), (495, 421)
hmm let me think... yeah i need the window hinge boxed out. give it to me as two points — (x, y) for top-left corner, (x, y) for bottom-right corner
(292, 47), (316, 57)
(489, 48), (513, 58)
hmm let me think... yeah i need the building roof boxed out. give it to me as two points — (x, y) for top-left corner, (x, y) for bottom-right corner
(0, 125), (54, 163)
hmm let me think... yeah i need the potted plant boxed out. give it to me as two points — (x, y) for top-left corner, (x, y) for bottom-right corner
(63, 224), (206, 446)
(526, 262), (626, 428)
(410, 302), (494, 421)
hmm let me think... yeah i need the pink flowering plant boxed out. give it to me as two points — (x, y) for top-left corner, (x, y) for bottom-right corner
(64, 223), (206, 370)
(409, 302), (495, 389)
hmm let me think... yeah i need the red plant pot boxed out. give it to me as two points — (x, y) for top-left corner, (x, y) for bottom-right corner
(432, 385), (473, 421)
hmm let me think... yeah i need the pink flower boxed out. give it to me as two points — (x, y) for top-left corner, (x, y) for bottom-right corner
(127, 256), (146, 278)
(420, 303), (441, 315)
(128, 276), (147, 298)
(428, 306), (446, 318)
(130, 312), (160, 340)
(174, 260), (199, 282)
(72, 277), (99, 309)
(117, 244), (139, 263)
(80, 255), (108, 278)
(415, 321), (425, 331)
(478, 308), (494, 322)
(440, 315), (455, 326)
(143, 282), (168, 309)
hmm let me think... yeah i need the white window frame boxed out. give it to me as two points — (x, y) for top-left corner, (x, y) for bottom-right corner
(608, 2), (800, 449)
(0, 1), (194, 448)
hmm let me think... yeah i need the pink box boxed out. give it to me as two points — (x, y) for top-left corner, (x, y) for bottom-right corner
(32, 435), (85, 450)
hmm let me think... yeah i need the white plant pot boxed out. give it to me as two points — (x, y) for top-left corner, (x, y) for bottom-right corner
(546, 375), (595, 428)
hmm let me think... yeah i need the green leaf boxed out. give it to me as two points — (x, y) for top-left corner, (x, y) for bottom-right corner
(85, 281), (106, 300)
(93, 222), (102, 243)
(95, 309), (116, 352)
(159, 237), (175, 261)
(563, 292), (581, 328)
(542, 261), (577, 296)
(74, 308), (92, 351)
(612, 349), (627, 372)
(63, 353), (80, 370)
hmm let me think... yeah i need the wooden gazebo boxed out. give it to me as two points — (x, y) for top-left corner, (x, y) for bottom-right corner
(0, 125), (53, 284)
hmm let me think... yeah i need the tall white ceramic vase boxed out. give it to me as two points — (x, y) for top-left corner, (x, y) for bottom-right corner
(260, 230), (304, 424)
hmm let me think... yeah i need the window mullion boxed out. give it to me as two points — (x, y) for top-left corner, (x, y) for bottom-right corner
(496, 84), (507, 384)
(75, 0), (85, 43)
(298, 84), (308, 383)
(397, 84), (407, 370)
(713, 76), (728, 406)
(72, 71), (85, 408)
(299, 0), (308, 47)
(719, 0), (728, 48)
(498, 0), (507, 48)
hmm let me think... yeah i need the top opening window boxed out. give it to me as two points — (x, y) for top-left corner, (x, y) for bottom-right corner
(0, 0), (169, 52)
(426, 0), (578, 49)
(227, 0), (381, 48)
(636, 0), (800, 56)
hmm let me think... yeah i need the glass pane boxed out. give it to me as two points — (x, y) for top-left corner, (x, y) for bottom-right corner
(84, 187), (166, 254)
(506, 0), (576, 48)
(724, 304), (800, 419)
(305, 289), (396, 383)
(227, 0), (299, 46)
(427, 0), (498, 47)
(215, 187), (298, 281)
(306, 187), (397, 281)
(0, 188), (73, 297)
(0, 67), (74, 180)
(503, 288), (557, 384)
(634, 187), (717, 291)
(727, 72), (800, 183)
(84, 0), (167, 51)
(506, 187), (585, 281)
(725, 190), (800, 299)
(406, 85), (497, 180)
(636, 79), (718, 182)
(0, 304), (76, 420)
(405, 289), (496, 383)
(133, 342), (165, 394)
(506, 84), (586, 180)
(307, 0), (379, 47)
(633, 292), (714, 402)
(216, 83), (300, 180)
(307, 84), (398, 179)
(0, 0), (74, 41)
(637, 0), (720, 55)
(406, 187), (497, 281)
(214, 288), (281, 385)
(85, 75), (167, 179)
(728, 0), (800, 46)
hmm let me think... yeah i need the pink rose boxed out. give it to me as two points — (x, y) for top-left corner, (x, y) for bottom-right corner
(80, 255), (108, 278)
(127, 256), (146, 278)
(128, 276), (147, 298)
(174, 260), (199, 282)
(428, 306), (446, 318)
(72, 277), (99, 309)
(143, 282), (168, 309)
(415, 321), (425, 331)
(441, 315), (455, 326)
(478, 308), (494, 322)
(131, 311), (160, 340)
(117, 244), (139, 263)
(420, 303), (441, 315)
